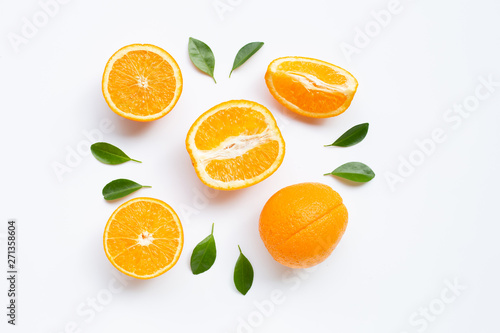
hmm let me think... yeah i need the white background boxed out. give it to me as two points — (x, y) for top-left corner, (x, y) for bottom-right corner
(1, 0), (500, 332)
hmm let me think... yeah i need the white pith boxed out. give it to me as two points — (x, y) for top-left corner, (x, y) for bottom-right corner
(266, 57), (358, 117)
(137, 75), (149, 89)
(103, 197), (184, 279)
(137, 231), (154, 246)
(286, 71), (351, 95)
(186, 101), (285, 190)
(195, 129), (277, 164)
(102, 44), (182, 121)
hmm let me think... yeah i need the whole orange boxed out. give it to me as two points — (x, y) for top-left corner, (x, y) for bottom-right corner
(259, 182), (348, 268)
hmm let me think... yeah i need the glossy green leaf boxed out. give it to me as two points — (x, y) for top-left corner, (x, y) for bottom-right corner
(190, 223), (217, 275)
(325, 162), (375, 182)
(229, 42), (264, 77)
(188, 37), (216, 83)
(102, 179), (151, 200)
(90, 142), (141, 165)
(234, 245), (254, 295)
(325, 123), (369, 147)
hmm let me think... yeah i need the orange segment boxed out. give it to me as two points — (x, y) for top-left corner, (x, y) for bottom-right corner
(194, 108), (269, 150)
(186, 100), (285, 190)
(205, 141), (280, 182)
(102, 44), (183, 122)
(265, 57), (358, 118)
(103, 197), (183, 279)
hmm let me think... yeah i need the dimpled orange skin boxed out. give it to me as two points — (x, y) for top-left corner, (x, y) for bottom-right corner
(259, 183), (348, 268)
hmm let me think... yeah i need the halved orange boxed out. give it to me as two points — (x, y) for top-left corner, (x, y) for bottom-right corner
(186, 100), (285, 190)
(265, 57), (358, 118)
(103, 197), (183, 279)
(102, 44), (183, 122)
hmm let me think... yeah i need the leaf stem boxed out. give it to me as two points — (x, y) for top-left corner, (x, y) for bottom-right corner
(142, 186), (152, 188)
(238, 245), (242, 253)
(323, 173), (332, 176)
(211, 223), (214, 235)
(130, 159), (142, 163)
(212, 76), (217, 84)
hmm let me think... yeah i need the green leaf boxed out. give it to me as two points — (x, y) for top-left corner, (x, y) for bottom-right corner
(90, 142), (141, 165)
(190, 223), (217, 275)
(229, 42), (264, 77)
(324, 162), (375, 182)
(234, 245), (254, 295)
(188, 37), (216, 83)
(102, 179), (151, 200)
(325, 123), (369, 147)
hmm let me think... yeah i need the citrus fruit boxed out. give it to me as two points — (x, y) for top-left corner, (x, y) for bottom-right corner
(102, 44), (183, 122)
(103, 197), (183, 279)
(186, 100), (285, 190)
(259, 182), (348, 268)
(265, 56), (358, 118)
